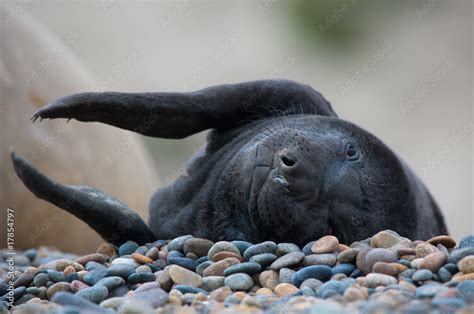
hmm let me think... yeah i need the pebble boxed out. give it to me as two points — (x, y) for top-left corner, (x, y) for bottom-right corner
(249, 253), (278, 267)
(207, 241), (241, 260)
(427, 235), (456, 248)
(131, 253), (153, 264)
(459, 235), (474, 249)
(105, 263), (136, 279)
(448, 247), (474, 264)
(338, 248), (359, 263)
(183, 238), (214, 257)
(75, 253), (107, 266)
(127, 272), (156, 284)
(279, 268), (296, 284)
(118, 241), (139, 256)
(243, 241), (277, 260)
(259, 270), (279, 290)
(303, 253), (337, 267)
(364, 273), (398, 288)
(412, 269), (433, 281)
(46, 282), (71, 299)
(311, 236), (339, 254)
(202, 276), (225, 291)
(292, 266), (332, 286)
(358, 248), (398, 274)
(457, 280), (474, 303)
(332, 263), (356, 276)
(418, 252), (446, 272)
(224, 273), (253, 291)
(212, 251), (243, 262)
(458, 256), (474, 274)
(96, 243), (117, 257)
(76, 285), (108, 303)
(203, 257), (240, 277)
(370, 230), (401, 248)
(416, 243), (439, 258)
(274, 283), (299, 297)
(224, 262), (261, 276)
(169, 265), (203, 287)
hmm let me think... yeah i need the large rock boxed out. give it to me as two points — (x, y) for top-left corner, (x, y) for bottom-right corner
(0, 5), (158, 253)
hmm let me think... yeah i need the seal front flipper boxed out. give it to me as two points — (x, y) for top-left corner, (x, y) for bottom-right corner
(10, 151), (156, 245)
(32, 80), (337, 139)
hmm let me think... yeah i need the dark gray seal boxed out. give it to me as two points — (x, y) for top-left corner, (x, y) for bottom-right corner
(11, 80), (448, 245)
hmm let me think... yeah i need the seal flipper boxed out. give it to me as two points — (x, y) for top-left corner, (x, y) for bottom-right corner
(10, 151), (156, 245)
(31, 80), (337, 139)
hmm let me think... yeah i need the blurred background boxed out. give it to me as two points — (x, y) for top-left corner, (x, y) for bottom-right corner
(1, 0), (472, 252)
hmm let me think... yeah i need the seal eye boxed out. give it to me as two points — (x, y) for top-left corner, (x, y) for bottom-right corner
(345, 144), (359, 161)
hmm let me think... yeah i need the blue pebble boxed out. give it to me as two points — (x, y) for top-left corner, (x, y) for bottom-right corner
(33, 273), (50, 287)
(86, 261), (107, 272)
(249, 253), (277, 267)
(302, 241), (316, 255)
(412, 269), (433, 282)
(349, 269), (363, 278)
(135, 246), (148, 255)
(232, 241), (253, 255)
(52, 292), (110, 313)
(174, 285), (208, 295)
(443, 263), (458, 274)
(317, 280), (346, 299)
(167, 251), (185, 261)
(459, 235), (474, 249)
(1, 287), (25, 302)
(399, 269), (417, 279)
(105, 264), (135, 279)
(292, 266), (332, 287)
(243, 242), (277, 261)
(151, 239), (167, 248)
(0, 283), (7, 296)
(94, 276), (125, 290)
(167, 257), (199, 271)
(167, 235), (193, 252)
(457, 280), (474, 303)
(447, 247), (474, 264)
(65, 273), (79, 283)
(416, 284), (447, 298)
(432, 297), (467, 311)
(46, 270), (66, 283)
(196, 261), (213, 276)
(224, 262), (261, 276)
(118, 241), (139, 256)
(83, 269), (108, 285)
(75, 286), (108, 304)
(397, 259), (412, 268)
(145, 263), (160, 272)
(437, 267), (452, 283)
(331, 263), (355, 276)
(23, 249), (37, 262)
(195, 256), (208, 264)
(127, 272), (156, 284)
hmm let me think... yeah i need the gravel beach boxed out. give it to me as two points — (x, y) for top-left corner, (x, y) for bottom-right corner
(1, 230), (473, 313)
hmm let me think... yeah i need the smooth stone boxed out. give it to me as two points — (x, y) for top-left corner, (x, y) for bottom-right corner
(76, 285), (108, 303)
(438, 267), (453, 283)
(203, 257), (240, 277)
(210, 286), (233, 301)
(46, 270), (66, 283)
(416, 284), (447, 298)
(65, 273), (79, 283)
(448, 248), (474, 264)
(51, 292), (111, 313)
(85, 261), (107, 271)
(183, 238), (214, 257)
(249, 253), (277, 267)
(92, 277), (125, 291)
(359, 248), (398, 274)
(110, 257), (140, 268)
(292, 266), (332, 287)
(276, 243), (301, 256)
(173, 285), (208, 295)
(145, 247), (160, 260)
(33, 273), (50, 287)
(129, 286), (169, 308)
(167, 235), (193, 252)
(300, 278), (323, 290)
(105, 264), (136, 279)
(279, 268), (296, 284)
(195, 256), (208, 264)
(419, 252), (446, 272)
(259, 270), (279, 290)
(224, 273), (253, 291)
(212, 251), (243, 262)
(243, 241), (277, 260)
(370, 230), (401, 248)
(303, 253), (337, 267)
(431, 297), (467, 312)
(332, 263), (356, 276)
(302, 241), (316, 255)
(202, 276), (225, 291)
(40, 259), (84, 272)
(118, 241), (139, 256)
(75, 254), (107, 266)
(207, 241), (241, 260)
(155, 270), (173, 291)
(338, 248), (360, 263)
(232, 241), (253, 256)
(412, 269), (433, 282)
(127, 272), (156, 284)
(224, 262), (261, 276)
(196, 261), (213, 276)
(457, 280), (474, 303)
(415, 243), (439, 258)
(14, 273), (34, 288)
(459, 235), (474, 249)
(83, 269), (107, 285)
(131, 253), (153, 264)
(1, 286), (25, 302)
(444, 263), (459, 274)
(399, 269), (417, 279)
(46, 282), (71, 299)
(372, 262), (399, 277)
(167, 257), (199, 271)
(458, 256), (474, 274)
(167, 250), (185, 260)
(96, 243), (117, 257)
(427, 235), (456, 248)
(363, 273), (397, 288)
(311, 236), (339, 254)
(317, 280), (346, 298)
(136, 265), (152, 273)
(70, 280), (90, 293)
(274, 283), (299, 297)
(169, 265), (203, 287)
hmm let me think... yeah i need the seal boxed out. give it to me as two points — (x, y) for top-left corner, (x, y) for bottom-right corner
(11, 80), (448, 245)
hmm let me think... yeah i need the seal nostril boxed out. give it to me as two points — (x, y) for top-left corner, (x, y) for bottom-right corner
(281, 155), (296, 167)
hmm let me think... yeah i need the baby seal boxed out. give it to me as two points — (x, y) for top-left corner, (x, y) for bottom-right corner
(11, 80), (447, 245)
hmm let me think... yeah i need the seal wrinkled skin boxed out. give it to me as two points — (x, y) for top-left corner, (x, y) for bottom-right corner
(11, 80), (448, 246)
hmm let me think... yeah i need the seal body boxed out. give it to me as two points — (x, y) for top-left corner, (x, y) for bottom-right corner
(11, 79), (447, 245)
